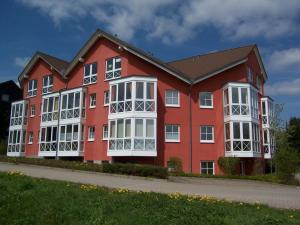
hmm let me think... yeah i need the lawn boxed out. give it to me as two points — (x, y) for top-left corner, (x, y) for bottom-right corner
(0, 172), (299, 225)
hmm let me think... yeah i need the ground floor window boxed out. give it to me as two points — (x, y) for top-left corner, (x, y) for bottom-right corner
(40, 126), (57, 152)
(59, 124), (81, 151)
(88, 126), (95, 141)
(165, 124), (180, 142)
(200, 161), (214, 175)
(103, 125), (108, 140)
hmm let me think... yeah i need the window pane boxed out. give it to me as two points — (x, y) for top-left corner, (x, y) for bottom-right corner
(117, 119), (124, 138)
(147, 83), (154, 99)
(233, 122), (240, 139)
(106, 59), (113, 71)
(43, 99), (48, 112)
(66, 125), (72, 141)
(73, 125), (78, 140)
(111, 85), (116, 101)
(136, 82), (144, 99)
(46, 127), (51, 142)
(224, 89), (229, 105)
(43, 76), (47, 86)
(118, 83), (124, 101)
(68, 93), (74, 109)
(241, 88), (248, 104)
(54, 97), (59, 111)
(60, 126), (65, 140)
(110, 121), (116, 138)
(146, 119), (154, 137)
(62, 95), (67, 109)
(48, 97), (53, 112)
(52, 127), (57, 141)
(75, 92), (80, 107)
(41, 128), (46, 142)
(225, 123), (230, 140)
(232, 88), (239, 104)
(125, 119), (131, 137)
(166, 125), (172, 133)
(84, 64), (90, 76)
(135, 119), (143, 137)
(115, 58), (121, 69)
(92, 63), (97, 74)
(243, 123), (250, 139)
(126, 83), (132, 99)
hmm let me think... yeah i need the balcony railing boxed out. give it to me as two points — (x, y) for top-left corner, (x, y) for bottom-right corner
(109, 138), (155, 151)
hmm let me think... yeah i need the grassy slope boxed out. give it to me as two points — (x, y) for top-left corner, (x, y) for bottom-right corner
(0, 172), (299, 225)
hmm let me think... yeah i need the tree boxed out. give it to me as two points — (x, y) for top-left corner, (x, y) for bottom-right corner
(286, 117), (300, 155)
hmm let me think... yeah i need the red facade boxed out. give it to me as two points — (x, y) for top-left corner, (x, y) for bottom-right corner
(7, 30), (274, 175)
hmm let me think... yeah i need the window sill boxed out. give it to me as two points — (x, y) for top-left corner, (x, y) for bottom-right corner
(104, 104), (109, 107)
(102, 138), (108, 141)
(200, 140), (215, 144)
(87, 139), (95, 142)
(165, 104), (180, 108)
(200, 105), (214, 109)
(28, 143), (33, 145)
(89, 106), (96, 109)
(30, 115), (35, 118)
(165, 140), (180, 143)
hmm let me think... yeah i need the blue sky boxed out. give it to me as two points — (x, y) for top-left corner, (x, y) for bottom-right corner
(0, 0), (300, 120)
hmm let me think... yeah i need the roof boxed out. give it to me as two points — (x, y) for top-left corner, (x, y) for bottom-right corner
(167, 45), (255, 82)
(18, 28), (267, 85)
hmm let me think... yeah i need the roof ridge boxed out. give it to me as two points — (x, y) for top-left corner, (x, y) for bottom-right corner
(167, 44), (256, 64)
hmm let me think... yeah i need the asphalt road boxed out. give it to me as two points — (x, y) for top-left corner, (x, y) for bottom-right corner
(1, 162), (299, 209)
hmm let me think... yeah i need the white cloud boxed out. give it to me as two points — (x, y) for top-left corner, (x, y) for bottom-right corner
(268, 48), (300, 71)
(14, 56), (30, 67)
(16, 0), (300, 43)
(265, 78), (300, 96)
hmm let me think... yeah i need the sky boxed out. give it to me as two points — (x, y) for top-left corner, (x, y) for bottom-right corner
(0, 0), (300, 120)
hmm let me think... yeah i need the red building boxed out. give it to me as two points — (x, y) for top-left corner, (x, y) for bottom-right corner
(7, 29), (275, 175)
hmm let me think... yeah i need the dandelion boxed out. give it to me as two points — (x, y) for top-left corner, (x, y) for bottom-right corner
(7, 171), (25, 176)
(289, 215), (294, 219)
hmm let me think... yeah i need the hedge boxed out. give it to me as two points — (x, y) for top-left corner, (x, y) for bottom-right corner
(0, 156), (168, 179)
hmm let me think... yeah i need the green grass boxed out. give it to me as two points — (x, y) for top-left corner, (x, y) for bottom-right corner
(0, 172), (299, 225)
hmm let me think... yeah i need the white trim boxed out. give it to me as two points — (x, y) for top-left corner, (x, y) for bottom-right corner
(194, 59), (248, 84)
(165, 90), (180, 107)
(199, 92), (214, 109)
(165, 124), (180, 143)
(200, 126), (214, 143)
(200, 161), (215, 175)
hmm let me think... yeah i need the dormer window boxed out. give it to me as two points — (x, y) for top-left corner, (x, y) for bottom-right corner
(105, 57), (121, 80)
(42, 75), (53, 94)
(83, 62), (97, 85)
(28, 80), (37, 97)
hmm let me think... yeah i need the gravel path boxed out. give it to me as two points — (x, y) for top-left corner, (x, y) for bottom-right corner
(1, 162), (300, 209)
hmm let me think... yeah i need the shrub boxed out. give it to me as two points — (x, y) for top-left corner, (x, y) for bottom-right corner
(274, 148), (299, 183)
(167, 157), (182, 173)
(252, 158), (264, 175)
(218, 157), (240, 175)
(0, 140), (7, 155)
(102, 163), (168, 179)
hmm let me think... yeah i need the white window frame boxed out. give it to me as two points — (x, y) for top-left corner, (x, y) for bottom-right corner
(200, 161), (215, 175)
(83, 62), (97, 85)
(200, 125), (214, 143)
(165, 90), (180, 107)
(89, 93), (96, 108)
(28, 80), (37, 97)
(165, 124), (180, 142)
(30, 105), (36, 117)
(42, 75), (53, 94)
(41, 95), (59, 122)
(105, 57), (121, 80)
(104, 91), (109, 106)
(88, 126), (95, 141)
(199, 92), (213, 109)
(28, 132), (33, 144)
(103, 124), (109, 140)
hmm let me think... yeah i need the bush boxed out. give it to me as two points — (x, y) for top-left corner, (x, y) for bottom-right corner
(274, 148), (299, 183)
(0, 140), (7, 155)
(218, 157), (240, 175)
(102, 163), (168, 179)
(167, 157), (182, 173)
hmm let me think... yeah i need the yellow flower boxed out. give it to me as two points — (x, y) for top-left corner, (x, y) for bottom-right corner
(7, 171), (25, 176)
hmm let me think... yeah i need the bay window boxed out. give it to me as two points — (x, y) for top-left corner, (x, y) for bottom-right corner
(60, 90), (83, 120)
(106, 57), (121, 80)
(10, 100), (27, 126)
(42, 95), (59, 122)
(83, 62), (97, 85)
(7, 129), (26, 153)
(42, 75), (53, 94)
(40, 126), (57, 152)
(59, 124), (80, 151)
(28, 80), (37, 97)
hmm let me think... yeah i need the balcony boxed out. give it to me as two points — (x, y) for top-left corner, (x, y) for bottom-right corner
(9, 100), (28, 128)
(41, 93), (59, 126)
(7, 129), (26, 157)
(107, 76), (157, 157)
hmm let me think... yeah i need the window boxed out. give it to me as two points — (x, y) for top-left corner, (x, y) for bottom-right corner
(28, 132), (33, 144)
(256, 76), (261, 91)
(39, 126), (58, 152)
(104, 91), (109, 106)
(28, 80), (37, 97)
(83, 62), (97, 85)
(30, 105), (36, 117)
(247, 67), (253, 83)
(60, 91), (82, 120)
(165, 125), (180, 142)
(231, 87), (249, 116)
(42, 96), (59, 122)
(88, 126), (95, 141)
(103, 125), (108, 140)
(232, 122), (251, 151)
(106, 57), (121, 80)
(59, 124), (80, 151)
(42, 75), (53, 94)
(89, 94), (96, 108)
(199, 92), (213, 108)
(1, 94), (9, 102)
(165, 90), (179, 107)
(200, 126), (214, 143)
(201, 161), (214, 175)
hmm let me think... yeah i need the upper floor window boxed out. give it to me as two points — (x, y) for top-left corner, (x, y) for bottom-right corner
(30, 105), (35, 117)
(199, 92), (213, 108)
(165, 90), (179, 107)
(42, 96), (59, 122)
(200, 126), (214, 143)
(105, 57), (121, 80)
(89, 94), (96, 108)
(247, 67), (253, 83)
(28, 80), (37, 97)
(103, 124), (108, 140)
(201, 161), (214, 175)
(104, 91), (109, 106)
(83, 62), (97, 85)
(165, 124), (180, 142)
(61, 91), (82, 120)
(88, 126), (95, 141)
(42, 75), (53, 94)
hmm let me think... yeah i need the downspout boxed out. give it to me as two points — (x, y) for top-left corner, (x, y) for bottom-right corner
(189, 85), (193, 173)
